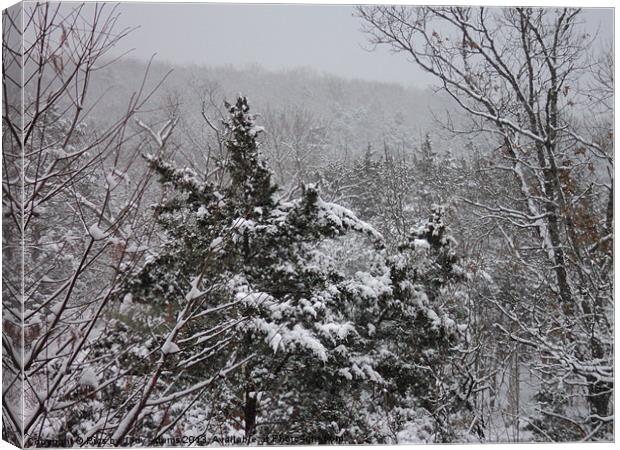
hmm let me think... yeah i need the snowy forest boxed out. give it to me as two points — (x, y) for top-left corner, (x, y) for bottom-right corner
(2, 2), (614, 446)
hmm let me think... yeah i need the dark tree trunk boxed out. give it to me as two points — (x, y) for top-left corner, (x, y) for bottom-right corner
(244, 388), (258, 443)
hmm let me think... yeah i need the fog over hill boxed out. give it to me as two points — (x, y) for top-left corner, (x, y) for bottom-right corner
(89, 58), (463, 162)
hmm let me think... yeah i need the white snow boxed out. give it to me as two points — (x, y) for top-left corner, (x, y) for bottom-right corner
(269, 333), (283, 353)
(287, 325), (328, 362)
(302, 305), (317, 318)
(315, 197), (383, 242)
(88, 224), (107, 240)
(425, 309), (441, 330)
(349, 271), (392, 300)
(481, 270), (494, 284)
(197, 206), (209, 219)
(316, 322), (356, 340)
(252, 319), (328, 362)
(105, 172), (118, 190)
(185, 277), (203, 301)
(79, 367), (98, 388)
(339, 368), (353, 380)
(50, 302), (63, 316)
(413, 238), (431, 250)
(161, 341), (180, 355)
(209, 237), (223, 251)
(119, 293), (133, 314)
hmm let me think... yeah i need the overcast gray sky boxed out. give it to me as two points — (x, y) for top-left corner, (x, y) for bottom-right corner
(113, 3), (614, 87)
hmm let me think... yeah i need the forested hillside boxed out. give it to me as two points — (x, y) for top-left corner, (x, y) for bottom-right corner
(87, 56), (462, 176)
(2, 3), (613, 446)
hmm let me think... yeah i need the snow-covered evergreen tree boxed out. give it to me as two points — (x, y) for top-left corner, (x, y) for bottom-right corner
(118, 97), (392, 442)
(353, 205), (480, 442)
(113, 97), (475, 444)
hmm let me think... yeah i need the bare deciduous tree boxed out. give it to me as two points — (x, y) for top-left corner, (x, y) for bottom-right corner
(358, 5), (613, 439)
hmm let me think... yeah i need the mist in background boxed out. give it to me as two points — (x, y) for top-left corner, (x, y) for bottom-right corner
(111, 3), (613, 88)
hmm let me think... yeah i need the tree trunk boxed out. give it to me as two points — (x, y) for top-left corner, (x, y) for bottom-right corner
(244, 388), (258, 442)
